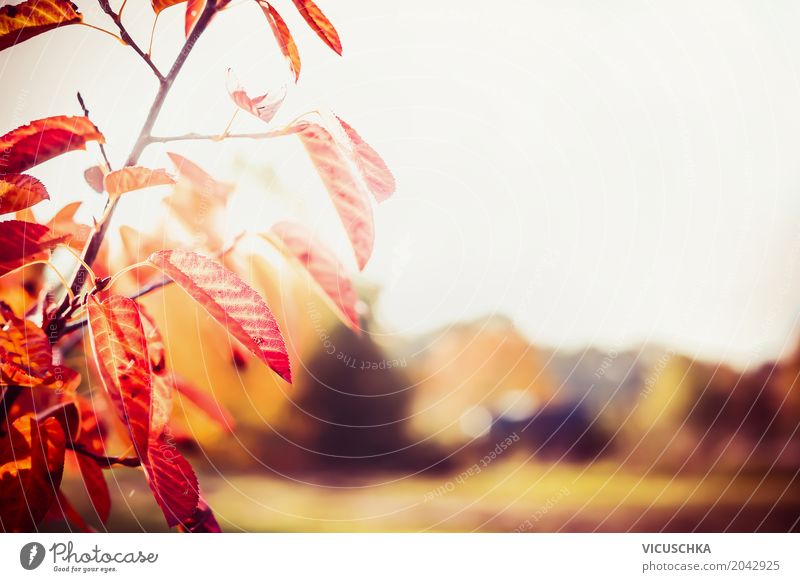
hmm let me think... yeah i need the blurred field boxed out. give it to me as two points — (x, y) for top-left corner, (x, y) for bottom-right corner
(58, 459), (797, 533)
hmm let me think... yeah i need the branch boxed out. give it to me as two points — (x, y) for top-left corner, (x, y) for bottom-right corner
(67, 441), (142, 468)
(49, 0), (220, 337)
(97, 0), (165, 82)
(146, 130), (285, 144)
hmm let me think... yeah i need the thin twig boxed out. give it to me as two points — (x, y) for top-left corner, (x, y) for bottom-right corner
(76, 92), (113, 171)
(97, 0), (165, 82)
(67, 441), (142, 468)
(146, 130), (286, 143)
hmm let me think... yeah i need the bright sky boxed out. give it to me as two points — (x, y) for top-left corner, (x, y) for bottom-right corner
(4, 0), (800, 366)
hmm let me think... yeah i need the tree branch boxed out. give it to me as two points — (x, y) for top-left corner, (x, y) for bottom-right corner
(49, 0), (219, 338)
(146, 130), (285, 144)
(97, 0), (165, 82)
(67, 441), (142, 468)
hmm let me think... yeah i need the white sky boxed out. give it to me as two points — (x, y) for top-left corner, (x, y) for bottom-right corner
(4, 0), (800, 366)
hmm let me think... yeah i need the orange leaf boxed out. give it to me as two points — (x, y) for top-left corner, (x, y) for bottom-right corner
(142, 432), (199, 527)
(0, 415), (65, 532)
(226, 68), (286, 124)
(173, 374), (235, 432)
(0, 0), (82, 52)
(336, 116), (395, 202)
(86, 295), (152, 460)
(148, 250), (292, 382)
(290, 0), (341, 55)
(0, 115), (103, 174)
(294, 122), (374, 270)
(0, 302), (51, 387)
(166, 152), (234, 203)
(0, 220), (69, 277)
(103, 166), (175, 198)
(259, 2), (300, 82)
(47, 201), (91, 250)
(151, 0), (186, 13)
(268, 221), (360, 332)
(0, 174), (48, 214)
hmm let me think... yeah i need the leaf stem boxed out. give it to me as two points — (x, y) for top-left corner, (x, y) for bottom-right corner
(67, 441), (142, 468)
(78, 21), (124, 43)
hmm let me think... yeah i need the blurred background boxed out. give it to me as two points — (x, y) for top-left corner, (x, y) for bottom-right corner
(2, 0), (800, 531)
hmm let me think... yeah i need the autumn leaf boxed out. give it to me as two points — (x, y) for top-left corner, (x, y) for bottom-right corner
(0, 115), (103, 175)
(227, 69), (286, 124)
(177, 495), (220, 532)
(0, 301), (52, 387)
(0, 220), (69, 275)
(185, 0), (204, 37)
(138, 306), (172, 438)
(267, 221), (360, 332)
(72, 452), (110, 523)
(86, 295), (152, 461)
(166, 152), (234, 203)
(336, 116), (395, 202)
(142, 432), (199, 527)
(83, 165), (106, 194)
(0, 0), (82, 53)
(47, 201), (92, 250)
(294, 122), (374, 270)
(48, 489), (92, 532)
(290, 0), (341, 55)
(151, 0), (186, 13)
(0, 415), (65, 532)
(258, 2), (300, 82)
(0, 174), (48, 214)
(173, 374), (235, 432)
(104, 166), (175, 198)
(148, 250), (292, 382)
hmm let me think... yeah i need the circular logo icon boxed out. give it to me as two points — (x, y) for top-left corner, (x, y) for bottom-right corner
(19, 542), (46, 570)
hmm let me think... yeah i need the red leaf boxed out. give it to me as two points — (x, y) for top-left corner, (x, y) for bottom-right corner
(0, 115), (104, 174)
(147, 250), (292, 382)
(0, 415), (65, 532)
(0, 0), (82, 52)
(226, 69), (286, 124)
(86, 295), (152, 460)
(185, 0), (204, 37)
(166, 152), (234, 203)
(177, 495), (220, 532)
(0, 220), (69, 277)
(73, 452), (110, 523)
(336, 116), (395, 202)
(173, 374), (235, 431)
(138, 306), (173, 438)
(259, 2), (300, 82)
(294, 122), (374, 270)
(290, 0), (341, 55)
(151, 0), (185, 13)
(268, 221), (360, 332)
(83, 165), (105, 193)
(48, 489), (92, 532)
(0, 174), (48, 214)
(142, 432), (199, 527)
(103, 166), (175, 198)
